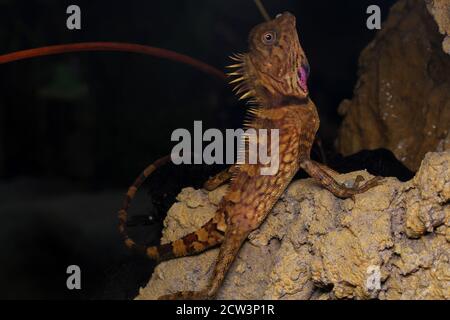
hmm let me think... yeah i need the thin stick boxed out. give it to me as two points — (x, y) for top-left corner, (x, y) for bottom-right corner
(0, 42), (226, 80)
(253, 0), (271, 22)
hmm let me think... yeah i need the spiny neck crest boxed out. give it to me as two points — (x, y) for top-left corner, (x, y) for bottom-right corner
(227, 53), (260, 108)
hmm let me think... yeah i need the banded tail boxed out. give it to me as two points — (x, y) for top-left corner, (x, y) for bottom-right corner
(118, 155), (227, 261)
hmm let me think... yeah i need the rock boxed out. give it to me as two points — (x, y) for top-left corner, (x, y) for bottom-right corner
(425, 0), (450, 54)
(336, 0), (450, 171)
(136, 150), (450, 300)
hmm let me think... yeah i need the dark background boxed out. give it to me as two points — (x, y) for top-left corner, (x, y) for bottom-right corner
(0, 0), (398, 299)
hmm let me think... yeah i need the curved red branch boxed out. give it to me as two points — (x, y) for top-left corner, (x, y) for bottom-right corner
(0, 42), (226, 80)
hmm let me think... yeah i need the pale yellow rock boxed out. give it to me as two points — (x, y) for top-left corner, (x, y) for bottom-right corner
(425, 0), (450, 54)
(136, 151), (450, 300)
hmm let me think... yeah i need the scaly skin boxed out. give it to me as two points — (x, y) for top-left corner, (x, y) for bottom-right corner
(118, 12), (381, 300)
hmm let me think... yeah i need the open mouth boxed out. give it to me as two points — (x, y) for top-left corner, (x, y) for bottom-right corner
(298, 64), (309, 93)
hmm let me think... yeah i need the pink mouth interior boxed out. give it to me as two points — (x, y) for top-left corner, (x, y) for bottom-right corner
(298, 66), (308, 92)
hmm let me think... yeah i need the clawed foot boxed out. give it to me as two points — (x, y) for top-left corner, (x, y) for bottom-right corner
(345, 175), (384, 200)
(351, 175), (366, 189)
(352, 175), (383, 191)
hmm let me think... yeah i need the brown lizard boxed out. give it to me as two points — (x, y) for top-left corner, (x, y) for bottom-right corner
(118, 12), (381, 300)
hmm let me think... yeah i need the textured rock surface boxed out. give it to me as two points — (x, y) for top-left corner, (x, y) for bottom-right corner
(426, 0), (450, 54)
(136, 151), (450, 300)
(336, 0), (450, 171)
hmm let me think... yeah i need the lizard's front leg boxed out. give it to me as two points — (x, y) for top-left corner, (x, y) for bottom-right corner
(203, 166), (236, 191)
(300, 159), (382, 198)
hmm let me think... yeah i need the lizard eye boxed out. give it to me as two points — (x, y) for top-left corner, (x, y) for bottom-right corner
(261, 31), (277, 45)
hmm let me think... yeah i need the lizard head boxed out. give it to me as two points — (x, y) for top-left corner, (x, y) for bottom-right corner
(228, 12), (310, 106)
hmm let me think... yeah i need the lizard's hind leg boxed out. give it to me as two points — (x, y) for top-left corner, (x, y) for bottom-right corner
(158, 226), (247, 300)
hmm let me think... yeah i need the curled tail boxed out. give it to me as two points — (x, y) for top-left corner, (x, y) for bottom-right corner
(118, 155), (171, 257)
(118, 155), (227, 261)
